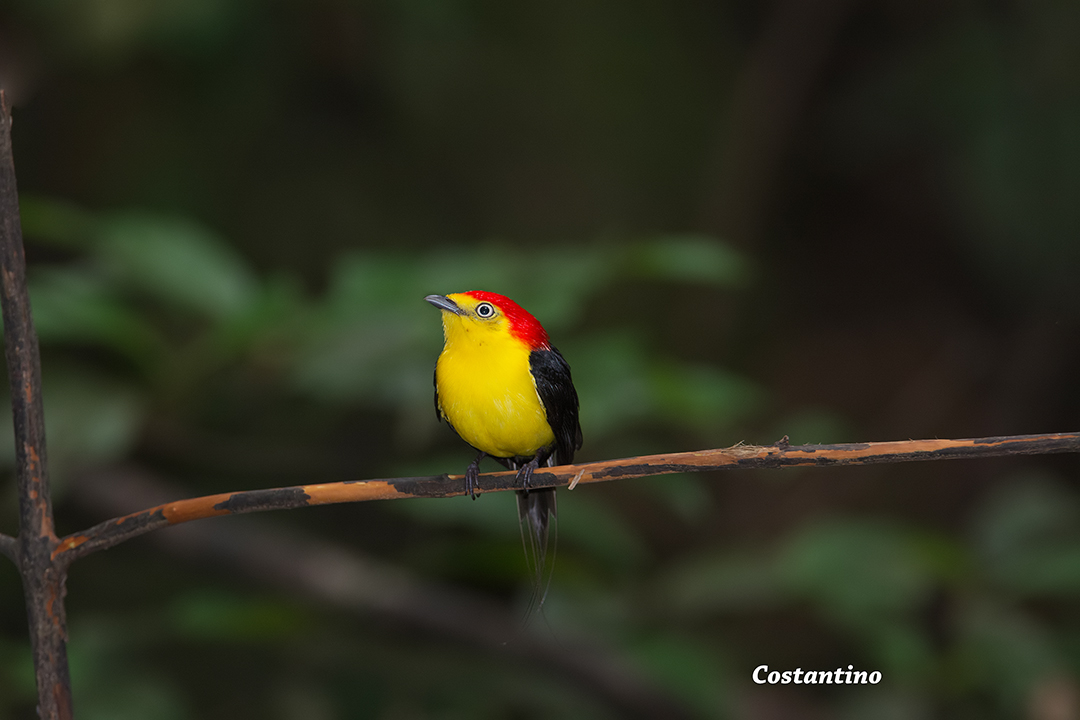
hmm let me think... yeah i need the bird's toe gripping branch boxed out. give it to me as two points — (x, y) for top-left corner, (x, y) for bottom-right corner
(515, 447), (553, 493)
(465, 451), (486, 500)
(516, 457), (539, 492)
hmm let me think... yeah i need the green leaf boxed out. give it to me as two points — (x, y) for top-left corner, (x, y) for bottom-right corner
(558, 492), (650, 572)
(19, 195), (97, 248)
(95, 212), (259, 320)
(972, 474), (1080, 596)
(777, 520), (948, 680)
(167, 590), (305, 642)
(649, 362), (762, 430)
(779, 521), (936, 626)
(0, 367), (145, 486)
(956, 601), (1062, 713)
(29, 267), (166, 368)
(631, 473), (712, 523)
(67, 618), (190, 720)
(628, 235), (749, 287)
(568, 332), (653, 437)
(627, 633), (730, 719)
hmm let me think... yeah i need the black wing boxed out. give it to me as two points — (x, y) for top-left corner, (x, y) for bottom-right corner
(529, 346), (583, 465)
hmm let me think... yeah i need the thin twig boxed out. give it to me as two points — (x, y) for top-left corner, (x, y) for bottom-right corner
(55, 431), (1080, 563)
(0, 90), (73, 720)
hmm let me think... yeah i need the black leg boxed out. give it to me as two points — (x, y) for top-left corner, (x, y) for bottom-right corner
(516, 446), (553, 492)
(465, 451), (487, 500)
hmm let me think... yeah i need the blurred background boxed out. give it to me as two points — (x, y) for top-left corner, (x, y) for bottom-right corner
(1, 0), (1079, 718)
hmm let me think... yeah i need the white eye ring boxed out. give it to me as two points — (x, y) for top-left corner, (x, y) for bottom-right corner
(475, 302), (495, 318)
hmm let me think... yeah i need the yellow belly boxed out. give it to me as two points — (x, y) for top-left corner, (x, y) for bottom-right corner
(435, 337), (554, 458)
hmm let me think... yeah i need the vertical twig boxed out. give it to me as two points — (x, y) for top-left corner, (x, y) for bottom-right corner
(0, 90), (74, 719)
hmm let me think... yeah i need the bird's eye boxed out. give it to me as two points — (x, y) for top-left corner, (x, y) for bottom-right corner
(475, 302), (495, 318)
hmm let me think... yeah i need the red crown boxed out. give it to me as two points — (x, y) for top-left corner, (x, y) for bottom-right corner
(463, 291), (550, 350)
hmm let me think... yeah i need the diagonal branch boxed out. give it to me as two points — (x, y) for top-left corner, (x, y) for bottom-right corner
(55, 431), (1080, 563)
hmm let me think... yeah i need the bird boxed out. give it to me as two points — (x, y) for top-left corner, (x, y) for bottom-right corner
(425, 290), (582, 591)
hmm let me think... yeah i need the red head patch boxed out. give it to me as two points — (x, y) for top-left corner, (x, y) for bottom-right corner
(463, 291), (550, 350)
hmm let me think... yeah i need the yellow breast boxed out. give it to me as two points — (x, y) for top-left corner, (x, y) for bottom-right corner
(435, 310), (555, 458)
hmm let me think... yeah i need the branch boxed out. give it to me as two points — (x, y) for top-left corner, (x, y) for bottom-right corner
(0, 90), (73, 719)
(0, 92), (53, 541)
(55, 431), (1080, 563)
(69, 466), (697, 720)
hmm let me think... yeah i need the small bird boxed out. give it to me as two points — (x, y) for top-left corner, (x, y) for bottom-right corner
(426, 291), (582, 586)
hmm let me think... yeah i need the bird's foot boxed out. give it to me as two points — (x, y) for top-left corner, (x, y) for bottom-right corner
(465, 452), (486, 500)
(516, 456), (541, 493)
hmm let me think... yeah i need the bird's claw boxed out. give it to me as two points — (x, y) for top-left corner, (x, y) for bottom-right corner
(516, 458), (539, 493)
(465, 460), (481, 500)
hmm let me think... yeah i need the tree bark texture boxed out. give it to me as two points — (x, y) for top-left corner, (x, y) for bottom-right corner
(0, 90), (74, 720)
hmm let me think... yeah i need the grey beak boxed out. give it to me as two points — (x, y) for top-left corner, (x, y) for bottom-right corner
(425, 294), (465, 315)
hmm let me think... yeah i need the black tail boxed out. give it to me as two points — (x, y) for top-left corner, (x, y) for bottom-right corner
(516, 486), (556, 575)
(514, 453), (558, 611)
